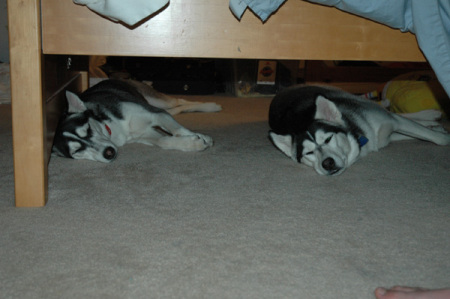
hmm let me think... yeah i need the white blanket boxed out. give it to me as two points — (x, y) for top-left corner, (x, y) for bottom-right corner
(73, 0), (169, 26)
(75, 0), (286, 24)
(229, 0), (286, 22)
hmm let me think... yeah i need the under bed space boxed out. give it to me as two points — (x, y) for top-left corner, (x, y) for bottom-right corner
(9, 0), (444, 206)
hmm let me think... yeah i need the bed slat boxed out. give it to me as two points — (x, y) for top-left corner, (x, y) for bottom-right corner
(41, 0), (425, 61)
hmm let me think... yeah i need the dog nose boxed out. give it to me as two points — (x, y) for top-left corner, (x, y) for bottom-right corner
(103, 146), (117, 160)
(322, 157), (336, 171)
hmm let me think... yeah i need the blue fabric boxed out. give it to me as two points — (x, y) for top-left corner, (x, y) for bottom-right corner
(306, 0), (450, 97)
(306, 0), (414, 32)
(229, 0), (286, 22)
(73, 0), (169, 26)
(411, 1), (450, 98)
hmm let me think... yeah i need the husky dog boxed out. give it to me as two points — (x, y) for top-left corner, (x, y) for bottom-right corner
(269, 85), (450, 175)
(52, 79), (221, 162)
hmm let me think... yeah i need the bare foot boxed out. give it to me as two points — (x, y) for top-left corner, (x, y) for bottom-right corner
(374, 286), (450, 299)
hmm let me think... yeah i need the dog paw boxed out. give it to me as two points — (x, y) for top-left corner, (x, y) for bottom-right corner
(157, 134), (213, 151)
(199, 102), (222, 113)
(432, 130), (450, 146)
(178, 133), (213, 151)
(440, 135), (450, 146)
(191, 133), (213, 150)
(420, 109), (443, 121)
(429, 125), (449, 134)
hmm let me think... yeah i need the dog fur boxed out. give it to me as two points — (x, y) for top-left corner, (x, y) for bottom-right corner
(269, 85), (450, 175)
(52, 79), (221, 162)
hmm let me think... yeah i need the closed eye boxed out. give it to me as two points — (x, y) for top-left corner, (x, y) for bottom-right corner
(73, 147), (84, 154)
(68, 141), (83, 156)
(305, 151), (314, 155)
(75, 123), (92, 138)
(324, 135), (333, 144)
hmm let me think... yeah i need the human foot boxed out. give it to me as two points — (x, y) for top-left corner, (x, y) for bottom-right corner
(374, 286), (450, 299)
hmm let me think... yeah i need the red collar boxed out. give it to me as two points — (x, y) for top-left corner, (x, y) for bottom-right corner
(105, 124), (112, 135)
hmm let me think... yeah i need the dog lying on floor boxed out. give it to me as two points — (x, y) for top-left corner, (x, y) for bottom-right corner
(269, 85), (450, 175)
(52, 79), (221, 162)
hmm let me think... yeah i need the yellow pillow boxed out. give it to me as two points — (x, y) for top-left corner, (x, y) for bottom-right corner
(382, 71), (447, 114)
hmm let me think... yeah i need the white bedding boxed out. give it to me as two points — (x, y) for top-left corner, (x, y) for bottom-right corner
(73, 0), (168, 26)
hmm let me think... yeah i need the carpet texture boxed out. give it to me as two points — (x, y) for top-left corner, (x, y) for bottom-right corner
(0, 95), (449, 299)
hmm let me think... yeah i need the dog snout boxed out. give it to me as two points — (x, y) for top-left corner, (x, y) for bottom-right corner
(322, 157), (336, 171)
(321, 157), (345, 175)
(103, 146), (117, 161)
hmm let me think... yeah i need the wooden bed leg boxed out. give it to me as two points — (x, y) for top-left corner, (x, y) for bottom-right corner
(8, 0), (48, 207)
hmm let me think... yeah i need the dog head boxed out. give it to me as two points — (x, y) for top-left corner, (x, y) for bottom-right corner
(269, 95), (363, 175)
(52, 91), (118, 162)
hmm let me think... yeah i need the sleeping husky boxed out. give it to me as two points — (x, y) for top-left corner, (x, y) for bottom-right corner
(52, 79), (221, 162)
(269, 85), (450, 175)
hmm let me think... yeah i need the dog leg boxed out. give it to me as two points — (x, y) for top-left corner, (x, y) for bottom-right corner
(155, 135), (213, 151)
(389, 133), (416, 142)
(155, 113), (197, 136)
(400, 109), (442, 121)
(399, 109), (443, 127)
(142, 93), (221, 116)
(132, 80), (221, 115)
(152, 112), (213, 150)
(165, 99), (222, 115)
(392, 114), (450, 145)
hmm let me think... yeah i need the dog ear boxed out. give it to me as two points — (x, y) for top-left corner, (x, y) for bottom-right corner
(314, 95), (343, 124)
(269, 132), (294, 158)
(66, 91), (87, 113)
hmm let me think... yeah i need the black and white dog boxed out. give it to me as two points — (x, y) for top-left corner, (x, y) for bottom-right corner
(52, 79), (221, 162)
(269, 85), (450, 175)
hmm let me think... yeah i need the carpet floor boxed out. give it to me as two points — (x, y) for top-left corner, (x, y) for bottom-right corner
(0, 95), (449, 299)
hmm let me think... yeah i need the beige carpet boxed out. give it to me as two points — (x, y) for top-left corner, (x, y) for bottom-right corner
(0, 95), (449, 299)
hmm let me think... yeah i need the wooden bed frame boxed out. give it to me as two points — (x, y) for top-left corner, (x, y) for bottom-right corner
(8, 0), (425, 207)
